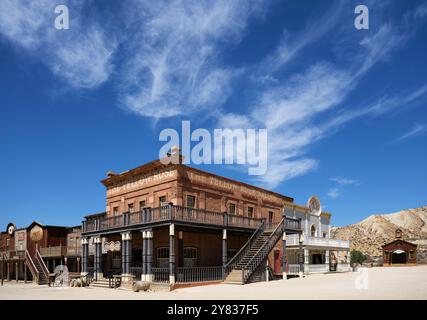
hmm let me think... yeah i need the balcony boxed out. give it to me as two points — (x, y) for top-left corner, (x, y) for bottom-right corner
(66, 246), (83, 257)
(39, 245), (83, 257)
(82, 205), (301, 234)
(40, 246), (67, 257)
(0, 251), (25, 260)
(286, 234), (350, 249)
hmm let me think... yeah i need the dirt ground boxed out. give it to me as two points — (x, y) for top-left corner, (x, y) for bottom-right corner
(1, 265), (426, 300)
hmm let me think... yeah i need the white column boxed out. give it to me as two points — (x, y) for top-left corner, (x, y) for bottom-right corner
(346, 250), (351, 271)
(336, 250), (340, 271)
(282, 232), (287, 280)
(265, 259), (269, 282)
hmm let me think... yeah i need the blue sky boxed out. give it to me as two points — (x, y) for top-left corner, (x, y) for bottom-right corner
(0, 0), (426, 228)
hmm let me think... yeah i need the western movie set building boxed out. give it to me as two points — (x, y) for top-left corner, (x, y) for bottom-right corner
(1, 152), (350, 288)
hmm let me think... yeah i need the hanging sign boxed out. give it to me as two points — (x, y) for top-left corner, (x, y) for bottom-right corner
(103, 241), (121, 252)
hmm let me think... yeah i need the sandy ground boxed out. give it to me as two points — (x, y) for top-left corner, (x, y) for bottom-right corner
(1, 266), (426, 300)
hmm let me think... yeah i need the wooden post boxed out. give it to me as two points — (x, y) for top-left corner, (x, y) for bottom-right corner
(7, 262), (10, 281)
(15, 262), (18, 282)
(282, 232), (287, 280)
(1, 259), (4, 286)
(169, 224), (175, 284)
(77, 257), (81, 274)
(142, 231), (147, 281)
(222, 229), (227, 279)
(24, 262), (27, 283)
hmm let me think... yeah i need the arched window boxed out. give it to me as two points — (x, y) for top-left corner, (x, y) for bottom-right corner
(311, 225), (316, 237)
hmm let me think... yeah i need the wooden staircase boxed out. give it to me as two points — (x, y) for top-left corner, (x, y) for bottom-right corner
(25, 250), (49, 285)
(224, 218), (286, 284)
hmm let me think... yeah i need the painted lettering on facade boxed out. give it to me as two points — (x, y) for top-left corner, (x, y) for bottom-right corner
(188, 172), (282, 204)
(107, 169), (177, 196)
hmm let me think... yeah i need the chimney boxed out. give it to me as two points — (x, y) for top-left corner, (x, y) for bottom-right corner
(107, 171), (117, 178)
(161, 145), (185, 164)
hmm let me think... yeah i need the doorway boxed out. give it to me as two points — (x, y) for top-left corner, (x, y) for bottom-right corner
(391, 250), (407, 264)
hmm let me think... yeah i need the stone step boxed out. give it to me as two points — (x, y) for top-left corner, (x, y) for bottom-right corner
(91, 282), (112, 288)
(223, 280), (244, 285)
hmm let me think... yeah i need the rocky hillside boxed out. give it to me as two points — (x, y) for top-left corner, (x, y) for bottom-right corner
(331, 206), (427, 261)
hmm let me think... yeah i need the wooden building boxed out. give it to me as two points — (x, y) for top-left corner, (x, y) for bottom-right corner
(382, 229), (417, 265)
(0, 221), (82, 284)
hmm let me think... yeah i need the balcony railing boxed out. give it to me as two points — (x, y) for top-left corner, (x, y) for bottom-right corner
(1, 251), (25, 260)
(152, 268), (169, 283)
(39, 246), (83, 257)
(40, 246), (67, 257)
(286, 234), (350, 249)
(287, 264), (301, 275)
(66, 246), (83, 256)
(307, 264), (329, 273)
(337, 263), (351, 272)
(82, 205), (299, 233)
(130, 266), (224, 283)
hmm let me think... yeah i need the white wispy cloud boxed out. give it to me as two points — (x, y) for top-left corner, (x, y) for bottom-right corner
(388, 124), (426, 145)
(0, 0), (117, 89)
(254, 1), (345, 78)
(327, 188), (341, 199)
(118, 0), (265, 119)
(219, 20), (419, 189)
(327, 177), (359, 199)
(1, 1), (426, 191)
(330, 177), (359, 186)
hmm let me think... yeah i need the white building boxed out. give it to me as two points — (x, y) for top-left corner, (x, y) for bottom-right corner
(285, 196), (351, 275)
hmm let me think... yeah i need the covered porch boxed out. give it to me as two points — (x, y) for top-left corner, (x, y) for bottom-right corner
(83, 224), (251, 286)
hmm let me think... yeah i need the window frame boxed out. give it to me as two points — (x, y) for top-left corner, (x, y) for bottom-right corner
(247, 206), (254, 218)
(186, 195), (196, 208)
(128, 203), (134, 213)
(159, 196), (167, 207)
(139, 200), (146, 210)
(228, 203), (236, 215)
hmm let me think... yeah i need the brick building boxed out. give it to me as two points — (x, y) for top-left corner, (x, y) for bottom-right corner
(81, 151), (350, 288)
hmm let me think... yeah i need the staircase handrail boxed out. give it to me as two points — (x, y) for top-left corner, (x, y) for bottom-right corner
(35, 250), (49, 280)
(25, 250), (39, 283)
(241, 218), (285, 282)
(224, 219), (265, 272)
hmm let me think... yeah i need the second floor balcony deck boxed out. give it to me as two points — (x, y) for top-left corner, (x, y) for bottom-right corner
(39, 246), (83, 258)
(82, 205), (302, 235)
(286, 234), (350, 250)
